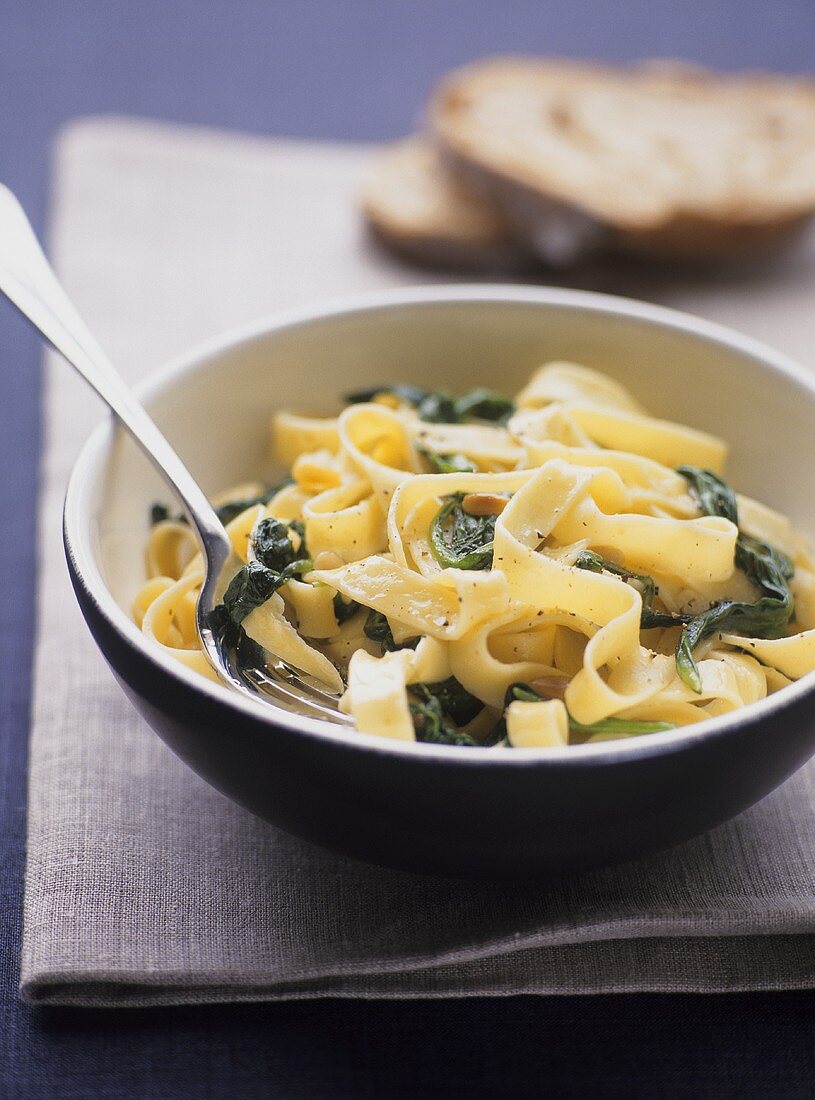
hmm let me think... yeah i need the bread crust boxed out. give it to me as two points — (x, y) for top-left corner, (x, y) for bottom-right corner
(360, 136), (525, 270)
(429, 57), (815, 261)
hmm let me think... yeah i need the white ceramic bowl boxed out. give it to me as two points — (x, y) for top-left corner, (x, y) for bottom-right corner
(64, 286), (815, 877)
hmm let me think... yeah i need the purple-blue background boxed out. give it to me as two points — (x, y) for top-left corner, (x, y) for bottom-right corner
(2, 2), (814, 1095)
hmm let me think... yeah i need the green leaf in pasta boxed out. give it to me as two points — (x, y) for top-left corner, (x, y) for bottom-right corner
(505, 683), (677, 739)
(222, 558), (312, 625)
(676, 466), (795, 693)
(333, 592), (360, 625)
(149, 503), (172, 525)
(214, 479), (295, 527)
(252, 517), (307, 572)
(429, 493), (496, 570)
(409, 691), (481, 746)
(677, 465), (738, 525)
(567, 716), (679, 739)
(415, 677), (483, 725)
(363, 609), (419, 653)
(416, 446), (477, 475)
(207, 603), (268, 676)
(416, 391), (458, 423)
(148, 478), (294, 530)
(452, 388), (516, 424)
(343, 382), (461, 423)
(344, 384), (516, 426)
(345, 383), (429, 407)
(573, 550), (689, 630)
(507, 683), (548, 704)
(408, 680), (493, 747)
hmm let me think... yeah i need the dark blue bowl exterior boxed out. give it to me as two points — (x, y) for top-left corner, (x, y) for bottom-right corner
(67, 544), (815, 879)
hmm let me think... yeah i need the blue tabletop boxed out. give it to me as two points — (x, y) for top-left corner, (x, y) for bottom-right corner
(2, 2), (815, 1095)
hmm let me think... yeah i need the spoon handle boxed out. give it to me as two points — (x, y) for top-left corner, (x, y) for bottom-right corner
(0, 182), (228, 553)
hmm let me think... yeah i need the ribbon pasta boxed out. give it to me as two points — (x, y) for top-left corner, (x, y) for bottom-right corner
(135, 361), (815, 749)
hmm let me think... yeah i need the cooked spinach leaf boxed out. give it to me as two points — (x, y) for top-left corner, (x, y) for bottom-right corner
(505, 683), (676, 738)
(574, 471), (796, 694)
(677, 465), (738, 525)
(150, 503), (172, 525)
(573, 550), (688, 630)
(676, 466), (795, 693)
(345, 384), (515, 426)
(288, 518), (307, 549)
(214, 479), (294, 527)
(567, 716), (678, 738)
(408, 679), (493, 746)
(252, 517), (307, 572)
(207, 603), (268, 674)
(345, 383), (429, 407)
(416, 677), (483, 725)
(416, 446), (477, 475)
(673, 545), (796, 690)
(574, 550), (658, 613)
(363, 609), (419, 652)
(429, 493), (496, 570)
(223, 558), (312, 624)
(452, 388), (516, 424)
(409, 690), (481, 746)
(345, 383), (449, 420)
(507, 684), (546, 704)
(212, 508), (313, 666)
(149, 478), (294, 530)
(416, 391), (457, 423)
(333, 592), (360, 625)
(737, 532), (794, 595)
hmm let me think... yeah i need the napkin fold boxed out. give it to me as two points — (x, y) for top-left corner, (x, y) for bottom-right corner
(21, 117), (815, 1006)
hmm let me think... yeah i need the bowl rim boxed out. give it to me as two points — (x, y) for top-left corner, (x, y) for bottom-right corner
(63, 282), (815, 766)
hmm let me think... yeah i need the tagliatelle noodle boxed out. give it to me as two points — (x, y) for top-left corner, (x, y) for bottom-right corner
(140, 569), (220, 682)
(133, 576), (175, 628)
(514, 361), (726, 470)
(551, 492), (738, 583)
(339, 404), (417, 508)
(567, 405), (728, 472)
(302, 479), (387, 563)
(515, 361), (646, 414)
(309, 555), (511, 641)
(721, 630), (815, 680)
(340, 636), (451, 741)
(411, 422), (524, 469)
(277, 579), (339, 639)
(506, 699), (569, 747)
(265, 482), (311, 522)
(509, 412), (698, 518)
(447, 607), (590, 709)
(146, 520), (197, 579)
(291, 448), (345, 494)
(272, 411), (340, 466)
(605, 649), (767, 715)
(492, 460), (675, 723)
(388, 470), (533, 573)
(242, 591), (344, 693)
(790, 569), (815, 631)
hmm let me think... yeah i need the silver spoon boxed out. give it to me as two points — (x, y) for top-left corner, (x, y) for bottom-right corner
(0, 183), (349, 724)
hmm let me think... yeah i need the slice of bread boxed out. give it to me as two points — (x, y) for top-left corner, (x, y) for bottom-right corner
(360, 136), (524, 270)
(429, 58), (815, 261)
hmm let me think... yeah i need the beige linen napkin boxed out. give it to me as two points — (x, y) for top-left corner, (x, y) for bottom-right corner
(21, 117), (815, 1007)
